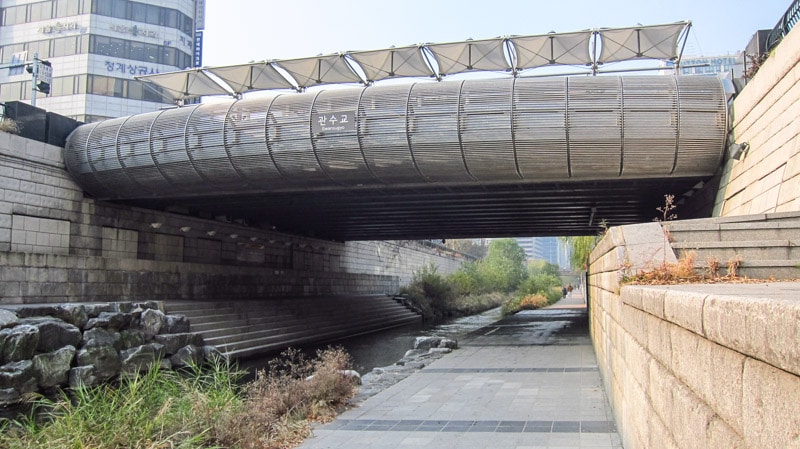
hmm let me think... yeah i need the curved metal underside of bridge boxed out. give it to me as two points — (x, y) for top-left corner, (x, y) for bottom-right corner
(64, 75), (727, 240)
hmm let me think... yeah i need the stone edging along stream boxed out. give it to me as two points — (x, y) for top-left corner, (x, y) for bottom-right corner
(350, 336), (458, 404)
(0, 302), (220, 406)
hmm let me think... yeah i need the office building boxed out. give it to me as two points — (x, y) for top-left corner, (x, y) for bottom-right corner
(0, 0), (204, 122)
(515, 236), (570, 269)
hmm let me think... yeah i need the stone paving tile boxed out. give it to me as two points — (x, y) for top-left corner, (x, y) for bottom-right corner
(299, 293), (622, 448)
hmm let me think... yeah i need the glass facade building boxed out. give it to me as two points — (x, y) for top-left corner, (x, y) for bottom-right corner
(516, 237), (570, 269)
(0, 0), (202, 122)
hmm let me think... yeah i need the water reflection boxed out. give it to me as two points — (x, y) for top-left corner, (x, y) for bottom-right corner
(240, 307), (504, 375)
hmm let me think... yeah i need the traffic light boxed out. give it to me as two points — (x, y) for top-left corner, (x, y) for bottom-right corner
(37, 60), (52, 94)
(23, 58), (52, 94)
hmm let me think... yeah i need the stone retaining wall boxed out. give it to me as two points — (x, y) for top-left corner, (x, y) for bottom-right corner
(0, 132), (464, 304)
(703, 23), (800, 216)
(0, 302), (215, 406)
(589, 222), (800, 449)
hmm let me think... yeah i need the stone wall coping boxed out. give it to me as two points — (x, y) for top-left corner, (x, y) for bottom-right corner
(621, 282), (800, 378)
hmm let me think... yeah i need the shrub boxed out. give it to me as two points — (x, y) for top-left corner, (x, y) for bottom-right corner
(519, 294), (551, 310)
(217, 347), (357, 449)
(447, 263), (482, 296)
(400, 263), (456, 320)
(502, 292), (558, 315)
(518, 273), (562, 299)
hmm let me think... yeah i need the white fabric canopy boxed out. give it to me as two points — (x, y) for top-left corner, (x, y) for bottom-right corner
(135, 21), (690, 101)
(597, 22), (687, 63)
(136, 69), (232, 100)
(511, 31), (593, 70)
(348, 46), (432, 82)
(206, 62), (295, 94)
(426, 38), (510, 76)
(273, 54), (362, 88)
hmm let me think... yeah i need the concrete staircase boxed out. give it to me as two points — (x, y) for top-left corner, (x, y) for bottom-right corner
(164, 295), (421, 359)
(662, 212), (800, 279)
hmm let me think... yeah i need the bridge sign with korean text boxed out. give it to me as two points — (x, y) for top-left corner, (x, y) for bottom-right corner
(312, 111), (356, 134)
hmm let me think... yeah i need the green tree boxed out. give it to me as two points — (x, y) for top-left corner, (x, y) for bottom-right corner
(480, 238), (527, 292)
(527, 259), (561, 278)
(560, 235), (599, 271)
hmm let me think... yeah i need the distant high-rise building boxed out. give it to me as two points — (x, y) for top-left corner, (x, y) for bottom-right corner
(0, 0), (205, 122)
(515, 237), (570, 269)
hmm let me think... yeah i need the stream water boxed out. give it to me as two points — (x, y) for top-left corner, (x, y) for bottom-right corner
(241, 307), (504, 376)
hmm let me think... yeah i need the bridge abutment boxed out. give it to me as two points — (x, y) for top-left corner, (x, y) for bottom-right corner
(589, 220), (800, 449)
(0, 134), (463, 304)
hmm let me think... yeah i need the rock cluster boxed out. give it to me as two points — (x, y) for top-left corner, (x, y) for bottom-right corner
(354, 336), (457, 403)
(0, 302), (218, 406)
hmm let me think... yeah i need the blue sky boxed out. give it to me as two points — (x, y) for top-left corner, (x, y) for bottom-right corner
(201, 0), (791, 67)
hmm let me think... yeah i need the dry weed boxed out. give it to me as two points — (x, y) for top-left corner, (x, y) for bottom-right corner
(706, 256), (720, 277)
(727, 255), (743, 277)
(0, 119), (19, 134)
(217, 347), (357, 449)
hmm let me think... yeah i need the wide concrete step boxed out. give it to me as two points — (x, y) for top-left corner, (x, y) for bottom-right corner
(219, 315), (421, 359)
(163, 295), (421, 359)
(211, 315), (420, 355)
(203, 309), (418, 345)
(672, 240), (800, 261)
(663, 213), (800, 243)
(178, 300), (415, 334)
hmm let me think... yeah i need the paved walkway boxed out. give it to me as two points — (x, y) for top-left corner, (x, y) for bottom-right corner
(299, 292), (622, 448)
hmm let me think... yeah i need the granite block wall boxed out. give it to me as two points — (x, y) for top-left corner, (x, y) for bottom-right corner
(0, 131), (465, 304)
(588, 222), (800, 449)
(709, 24), (800, 216)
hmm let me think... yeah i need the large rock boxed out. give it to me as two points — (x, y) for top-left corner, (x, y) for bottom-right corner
(139, 309), (166, 338)
(120, 343), (165, 375)
(202, 345), (227, 364)
(84, 303), (113, 318)
(110, 302), (134, 314)
(154, 333), (204, 355)
(116, 329), (146, 351)
(0, 360), (37, 393)
(413, 336), (443, 350)
(438, 338), (458, 349)
(0, 309), (19, 329)
(54, 305), (88, 329)
(14, 306), (58, 319)
(69, 365), (99, 388)
(76, 345), (120, 380)
(33, 345), (76, 388)
(0, 325), (40, 363)
(0, 388), (20, 405)
(86, 312), (132, 331)
(170, 345), (202, 368)
(132, 301), (161, 312)
(82, 328), (120, 348)
(21, 318), (81, 352)
(162, 314), (190, 334)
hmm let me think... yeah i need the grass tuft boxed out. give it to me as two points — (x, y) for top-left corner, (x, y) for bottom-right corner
(0, 359), (242, 449)
(0, 348), (356, 449)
